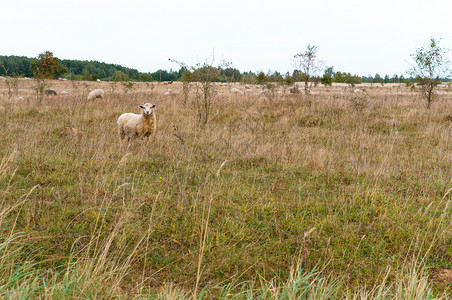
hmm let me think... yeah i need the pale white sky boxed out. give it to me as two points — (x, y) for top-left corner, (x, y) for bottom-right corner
(1, 0), (452, 76)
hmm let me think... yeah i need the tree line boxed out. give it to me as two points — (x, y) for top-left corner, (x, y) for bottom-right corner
(1, 52), (417, 85)
(0, 54), (148, 81)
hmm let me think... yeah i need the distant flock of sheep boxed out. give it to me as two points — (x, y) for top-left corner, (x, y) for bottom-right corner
(43, 88), (105, 99)
(41, 87), (157, 141)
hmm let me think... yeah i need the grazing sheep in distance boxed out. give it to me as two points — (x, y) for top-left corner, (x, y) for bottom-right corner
(164, 89), (173, 95)
(117, 103), (157, 141)
(230, 88), (243, 95)
(61, 91), (69, 95)
(45, 89), (57, 96)
(87, 89), (105, 100)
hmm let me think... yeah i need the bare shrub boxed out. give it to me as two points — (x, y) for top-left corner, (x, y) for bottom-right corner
(33, 77), (50, 103)
(261, 83), (277, 102)
(347, 89), (368, 121)
(121, 81), (134, 94)
(180, 70), (192, 105)
(292, 44), (324, 95)
(170, 54), (229, 125)
(5, 76), (19, 100)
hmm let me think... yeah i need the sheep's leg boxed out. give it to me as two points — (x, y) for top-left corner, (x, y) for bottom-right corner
(127, 133), (133, 143)
(118, 123), (126, 140)
(119, 132), (126, 140)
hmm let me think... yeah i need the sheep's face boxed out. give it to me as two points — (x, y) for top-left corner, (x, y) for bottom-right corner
(139, 103), (157, 116)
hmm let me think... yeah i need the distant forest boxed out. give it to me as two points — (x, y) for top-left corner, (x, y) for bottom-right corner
(0, 55), (154, 81)
(0, 54), (418, 84)
(0, 55), (243, 82)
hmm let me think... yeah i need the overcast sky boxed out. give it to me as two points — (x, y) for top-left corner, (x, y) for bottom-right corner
(1, 0), (452, 76)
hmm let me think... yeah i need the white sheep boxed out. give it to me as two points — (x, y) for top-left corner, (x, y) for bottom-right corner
(230, 88), (243, 95)
(61, 91), (69, 95)
(117, 103), (157, 140)
(87, 89), (105, 100)
(164, 89), (173, 95)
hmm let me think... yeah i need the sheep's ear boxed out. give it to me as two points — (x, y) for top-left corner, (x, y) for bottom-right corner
(152, 104), (157, 108)
(139, 105), (145, 109)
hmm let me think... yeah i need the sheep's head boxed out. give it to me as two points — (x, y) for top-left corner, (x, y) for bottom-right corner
(139, 103), (157, 116)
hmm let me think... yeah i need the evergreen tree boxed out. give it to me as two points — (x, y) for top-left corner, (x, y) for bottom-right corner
(321, 73), (333, 86)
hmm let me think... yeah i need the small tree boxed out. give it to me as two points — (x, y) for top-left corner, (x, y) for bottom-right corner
(321, 74), (333, 87)
(112, 70), (129, 82)
(30, 51), (67, 79)
(1, 64), (21, 99)
(344, 73), (362, 88)
(32, 73), (50, 103)
(30, 51), (65, 102)
(121, 81), (134, 94)
(321, 66), (334, 87)
(256, 71), (267, 85)
(192, 63), (221, 125)
(180, 69), (192, 105)
(5, 76), (20, 99)
(111, 70), (133, 94)
(408, 37), (452, 109)
(169, 60), (192, 105)
(241, 73), (257, 84)
(292, 44), (324, 94)
(88, 74), (99, 81)
(170, 55), (227, 125)
(374, 73), (384, 86)
(262, 83), (277, 102)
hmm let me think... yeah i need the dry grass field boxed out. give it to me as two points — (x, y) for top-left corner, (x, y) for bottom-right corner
(0, 78), (451, 298)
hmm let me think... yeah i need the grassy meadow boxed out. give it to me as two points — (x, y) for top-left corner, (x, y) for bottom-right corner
(0, 78), (451, 298)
